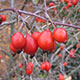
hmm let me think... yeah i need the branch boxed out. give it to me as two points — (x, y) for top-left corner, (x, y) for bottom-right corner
(0, 8), (17, 13)
(20, 0), (27, 10)
(68, 65), (80, 76)
(0, 8), (80, 29)
(0, 19), (16, 30)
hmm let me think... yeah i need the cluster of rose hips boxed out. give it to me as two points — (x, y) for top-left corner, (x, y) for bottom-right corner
(61, 0), (79, 8)
(18, 62), (33, 75)
(40, 61), (51, 71)
(67, 0), (78, 7)
(10, 32), (38, 56)
(18, 61), (51, 75)
(8, 26), (80, 79)
(18, 61), (67, 78)
(0, 15), (6, 24)
(19, 61), (66, 80)
(10, 27), (69, 78)
(10, 28), (68, 57)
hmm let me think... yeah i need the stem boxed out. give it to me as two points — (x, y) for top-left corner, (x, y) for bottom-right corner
(9, 0), (15, 79)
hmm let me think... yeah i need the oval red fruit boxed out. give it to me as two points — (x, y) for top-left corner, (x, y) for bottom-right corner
(76, 44), (80, 48)
(60, 46), (64, 50)
(69, 49), (75, 58)
(67, 2), (72, 7)
(32, 32), (40, 41)
(38, 29), (54, 51)
(58, 54), (62, 58)
(35, 17), (46, 23)
(59, 74), (64, 80)
(53, 7), (56, 10)
(53, 28), (68, 43)
(64, 62), (67, 67)
(11, 32), (25, 50)
(40, 62), (46, 70)
(19, 63), (23, 68)
(49, 2), (55, 7)
(1, 15), (6, 21)
(72, 0), (78, 6)
(26, 65), (33, 75)
(27, 62), (33, 68)
(35, 17), (39, 22)
(45, 61), (51, 71)
(24, 34), (38, 56)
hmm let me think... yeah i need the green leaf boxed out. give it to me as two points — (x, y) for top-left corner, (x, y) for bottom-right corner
(67, 41), (72, 45)
(39, 74), (46, 78)
(57, 44), (60, 48)
(32, 0), (39, 4)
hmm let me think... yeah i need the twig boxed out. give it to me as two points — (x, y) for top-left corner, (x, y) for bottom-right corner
(0, 8), (80, 29)
(21, 0), (27, 10)
(0, 20), (16, 29)
(68, 65), (80, 77)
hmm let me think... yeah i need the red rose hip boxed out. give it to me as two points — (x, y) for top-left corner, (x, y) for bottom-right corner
(53, 28), (68, 43)
(11, 32), (25, 50)
(72, 0), (78, 6)
(24, 34), (38, 56)
(67, 2), (72, 7)
(59, 74), (64, 80)
(26, 65), (33, 75)
(40, 62), (46, 70)
(45, 61), (51, 71)
(38, 29), (54, 51)
(27, 62), (33, 68)
(1, 15), (6, 21)
(32, 31), (40, 41)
